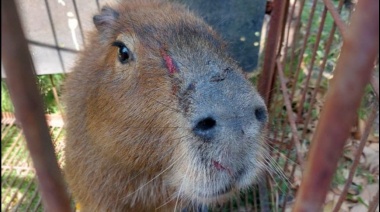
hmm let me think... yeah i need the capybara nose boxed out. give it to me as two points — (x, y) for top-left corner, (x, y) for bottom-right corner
(192, 102), (267, 142)
(254, 106), (268, 124)
(193, 117), (217, 141)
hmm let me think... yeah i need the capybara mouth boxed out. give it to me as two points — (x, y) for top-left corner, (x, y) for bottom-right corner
(212, 160), (246, 180)
(212, 160), (231, 174)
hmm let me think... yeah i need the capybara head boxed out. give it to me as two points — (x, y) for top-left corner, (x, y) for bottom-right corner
(63, 0), (268, 211)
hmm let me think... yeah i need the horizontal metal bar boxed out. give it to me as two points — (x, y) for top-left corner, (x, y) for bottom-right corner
(27, 39), (79, 54)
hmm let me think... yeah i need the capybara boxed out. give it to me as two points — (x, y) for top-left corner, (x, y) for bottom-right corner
(63, 0), (268, 211)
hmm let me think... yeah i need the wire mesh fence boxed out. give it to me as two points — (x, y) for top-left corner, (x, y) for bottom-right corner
(2, 113), (65, 211)
(1, 0), (379, 211)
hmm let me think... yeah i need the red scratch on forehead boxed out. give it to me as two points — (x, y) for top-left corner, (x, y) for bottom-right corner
(160, 49), (177, 74)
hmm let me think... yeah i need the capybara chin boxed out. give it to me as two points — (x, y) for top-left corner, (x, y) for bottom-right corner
(63, 0), (268, 211)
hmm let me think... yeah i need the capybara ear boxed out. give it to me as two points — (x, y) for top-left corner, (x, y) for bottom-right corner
(93, 6), (119, 39)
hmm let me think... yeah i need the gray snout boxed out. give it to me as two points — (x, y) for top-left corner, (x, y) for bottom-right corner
(190, 71), (267, 142)
(192, 104), (267, 142)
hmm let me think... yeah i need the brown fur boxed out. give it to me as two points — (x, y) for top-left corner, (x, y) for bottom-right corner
(63, 0), (268, 211)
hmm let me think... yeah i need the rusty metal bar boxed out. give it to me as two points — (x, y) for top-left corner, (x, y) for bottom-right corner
(276, 59), (304, 168)
(368, 189), (379, 212)
(1, 131), (23, 165)
(301, 19), (338, 141)
(258, 0), (288, 107)
(49, 75), (64, 115)
(301, 0), (346, 143)
(2, 168), (22, 203)
(253, 186), (258, 211)
(25, 185), (43, 211)
(273, 8), (300, 196)
(296, 7), (328, 121)
(322, 0), (347, 35)
(273, 112), (295, 203)
(290, 0), (318, 100)
(267, 176), (276, 210)
(33, 196), (43, 212)
(371, 74), (379, 98)
(1, 0), (72, 211)
(272, 3), (304, 199)
(280, 154), (297, 211)
(3, 136), (26, 172)
(259, 180), (271, 211)
(287, 0), (305, 58)
(333, 104), (378, 211)
(277, 0), (290, 58)
(276, 54), (303, 209)
(4, 171), (30, 210)
(288, 0), (306, 98)
(1, 119), (16, 140)
(244, 188), (249, 210)
(13, 176), (37, 211)
(280, 0), (297, 64)
(293, 0), (379, 210)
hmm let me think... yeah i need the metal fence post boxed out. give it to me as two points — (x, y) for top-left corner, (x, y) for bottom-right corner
(1, 0), (72, 211)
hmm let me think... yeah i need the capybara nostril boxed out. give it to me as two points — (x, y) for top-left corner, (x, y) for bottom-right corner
(254, 106), (268, 123)
(193, 117), (217, 140)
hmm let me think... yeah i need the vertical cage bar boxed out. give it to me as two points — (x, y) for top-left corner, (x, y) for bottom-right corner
(1, 0), (72, 211)
(257, 0), (288, 108)
(368, 189), (379, 212)
(289, 0), (318, 100)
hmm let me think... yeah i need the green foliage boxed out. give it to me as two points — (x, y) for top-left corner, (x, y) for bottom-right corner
(1, 74), (65, 114)
(36, 74), (65, 114)
(358, 84), (377, 120)
(332, 162), (349, 187)
(1, 172), (41, 211)
(1, 81), (14, 112)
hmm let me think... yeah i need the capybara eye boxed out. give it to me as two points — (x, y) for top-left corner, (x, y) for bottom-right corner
(112, 41), (131, 64)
